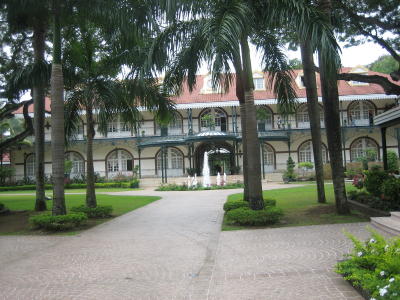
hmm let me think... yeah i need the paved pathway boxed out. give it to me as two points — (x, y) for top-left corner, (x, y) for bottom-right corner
(0, 185), (370, 300)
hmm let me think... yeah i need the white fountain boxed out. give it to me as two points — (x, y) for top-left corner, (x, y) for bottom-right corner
(223, 172), (227, 186)
(202, 152), (211, 187)
(187, 176), (191, 188)
(193, 174), (198, 187)
(216, 172), (221, 186)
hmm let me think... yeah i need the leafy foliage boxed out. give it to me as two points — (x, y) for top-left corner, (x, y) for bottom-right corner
(283, 156), (296, 182)
(336, 230), (400, 300)
(369, 55), (399, 75)
(223, 198), (276, 212)
(226, 206), (283, 226)
(30, 213), (87, 231)
(364, 169), (389, 197)
(70, 205), (113, 218)
(387, 151), (399, 172)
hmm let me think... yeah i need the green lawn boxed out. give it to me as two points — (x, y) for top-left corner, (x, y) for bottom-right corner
(0, 188), (139, 194)
(223, 183), (368, 231)
(0, 193), (160, 235)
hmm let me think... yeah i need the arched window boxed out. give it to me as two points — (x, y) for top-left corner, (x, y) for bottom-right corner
(156, 148), (184, 177)
(106, 149), (133, 177)
(350, 137), (378, 161)
(348, 101), (375, 126)
(65, 152), (85, 178)
(257, 107), (273, 132)
(25, 153), (35, 179)
(262, 143), (275, 173)
(156, 112), (183, 135)
(199, 108), (228, 132)
(298, 140), (328, 164)
(297, 104), (324, 128)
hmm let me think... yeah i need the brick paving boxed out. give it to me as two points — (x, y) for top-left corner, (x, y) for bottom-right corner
(0, 185), (370, 300)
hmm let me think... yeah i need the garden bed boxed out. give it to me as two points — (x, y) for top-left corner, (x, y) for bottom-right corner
(156, 182), (244, 191)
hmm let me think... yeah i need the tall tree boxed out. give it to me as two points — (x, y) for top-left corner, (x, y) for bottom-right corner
(50, 0), (66, 215)
(151, 0), (338, 209)
(333, 0), (400, 95)
(317, 0), (349, 214)
(1, 0), (50, 211)
(299, 39), (326, 203)
(64, 23), (173, 208)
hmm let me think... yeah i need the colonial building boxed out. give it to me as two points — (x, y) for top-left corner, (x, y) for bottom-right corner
(9, 67), (400, 182)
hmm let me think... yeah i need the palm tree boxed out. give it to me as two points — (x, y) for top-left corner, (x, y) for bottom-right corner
(64, 24), (173, 208)
(1, 0), (50, 211)
(299, 40), (326, 203)
(150, 0), (339, 210)
(50, 0), (66, 215)
(317, 0), (349, 214)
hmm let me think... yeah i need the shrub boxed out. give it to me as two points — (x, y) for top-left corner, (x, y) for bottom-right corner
(364, 169), (389, 197)
(388, 151), (399, 172)
(70, 205), (113, 218)
(226, 206), (283, 226)
(283, 157), (296, 182)
(223, 198), (276, 212)
(382, 177), (400, 210)
(30, 213), (87, 231)
(345, 162), (363, 179)
(223, 200), (248, 212)
(129, 178), (140, 188)
(336, 230), (400, 300)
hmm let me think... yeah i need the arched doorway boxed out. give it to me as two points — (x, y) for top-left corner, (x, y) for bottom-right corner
(194, 141), (235, 175)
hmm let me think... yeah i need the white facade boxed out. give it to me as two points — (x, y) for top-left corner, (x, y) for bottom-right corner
(9, 94), (400, 182)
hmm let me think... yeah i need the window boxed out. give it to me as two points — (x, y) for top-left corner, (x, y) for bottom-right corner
(298, 141), (328, 164)
(256, 107), (273, 132)
(157, 112), (183, 135)
(199, 108), (227, 132)
(156, 148), (184, 177)
(108, 117), (131, 133)
(253, 78), (265, 90)
(25, 154), (35, 179)
(348, 101), (375, 126)
(350, 137), (378, 161)
(65, 152), (84, 177)
(107, 149), (133, 176)
(262, 144), (275, 173)
(297, 105), (324, 128)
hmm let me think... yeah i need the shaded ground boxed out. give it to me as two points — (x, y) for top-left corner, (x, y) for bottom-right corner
(0, 186), (370, 299)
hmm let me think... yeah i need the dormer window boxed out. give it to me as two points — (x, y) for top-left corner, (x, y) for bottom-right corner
(348, 66), (369, 86)
(201, 75), (222, 94)
(295, 72), (306, 89)
(252, 72), (265, 90)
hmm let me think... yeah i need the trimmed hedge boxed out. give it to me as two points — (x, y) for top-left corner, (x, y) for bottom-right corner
(223, 198), (276, 212)
(0, 179), (139, 192)
(30, 213), (87, 231)
(70, 205), (113, 218)
(226, 206), (283, 226)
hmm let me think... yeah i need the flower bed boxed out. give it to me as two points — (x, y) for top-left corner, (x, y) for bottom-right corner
(155, 182), (243, 191)
(336, 230), (400, 300)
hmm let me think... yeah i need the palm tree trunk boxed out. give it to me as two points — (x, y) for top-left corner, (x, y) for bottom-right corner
(33, 24), (47, 211)
(240, 37), (264, 210)
(239, 103), (249, 201)
(317, 0), (349, 214)
(300, 41), (326, 203)
(51, 0), (66, 215)
(85, 106), (97, 208)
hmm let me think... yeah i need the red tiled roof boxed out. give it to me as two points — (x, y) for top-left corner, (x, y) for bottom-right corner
(12, 69), (395, 113)
(14, 97), (52, 114)
(1, 153), (10, 163)
(171, 68), (394, 104)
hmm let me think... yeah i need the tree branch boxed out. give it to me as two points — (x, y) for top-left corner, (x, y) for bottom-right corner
(337, 73), (400, 96)
(0, 99), (34, 152)
(334, 0), (400, 31)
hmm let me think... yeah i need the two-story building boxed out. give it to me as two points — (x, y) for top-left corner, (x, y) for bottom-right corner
(9, 67), (400, 182)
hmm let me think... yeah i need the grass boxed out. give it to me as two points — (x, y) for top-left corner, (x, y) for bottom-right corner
(0, 193), (160, 235)
(222, 183), (368, 231)
(0, 187), (139, 194)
